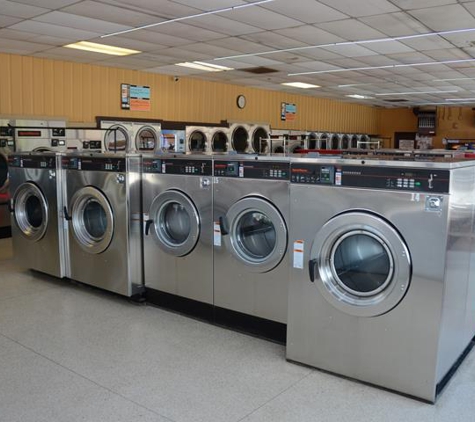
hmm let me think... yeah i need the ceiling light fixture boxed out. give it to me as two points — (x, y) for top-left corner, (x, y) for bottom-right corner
(282, 82), (320, 89)
(214, 27), (475, 61)
(175, 61), (233, 72)
(63, 41), (140, 56)
(375, 90), (459, 96)
(346, 94), (374, 99)
(288, 58), (475, 76)
(101, 0), (275, 38)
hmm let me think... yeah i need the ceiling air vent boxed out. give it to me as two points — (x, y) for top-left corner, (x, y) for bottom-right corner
(242, 67), (279, 74)
(384, 99), (409, 103)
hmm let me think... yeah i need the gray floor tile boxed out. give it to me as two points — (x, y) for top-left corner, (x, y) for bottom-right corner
(241, 348), (475, 422)
(0, 333), (172, 422)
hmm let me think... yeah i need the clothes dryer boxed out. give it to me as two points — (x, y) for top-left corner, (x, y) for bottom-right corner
(340, 134), (351, 150)
(329, 133), (341, 150)
(186, 126), (212, 153)
(229, 123), (251, 153)
(210, 128), (231, 153)
(133, 122), (161, 153)
(62, 153), (143, 297)
(13, 120), (71, 152)
(287, 156), (475, 402)
(214, 155), (290, 325)
(100, 120), (135, 153)
(250, 125), (271, 154)
(142, 154), (213, 305)
(0, 120), (14, 237)
(318, 132), (330, 150)
(8, 152), (67, 277)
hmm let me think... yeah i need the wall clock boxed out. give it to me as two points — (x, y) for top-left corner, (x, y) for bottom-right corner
(237, 95), (246, 109)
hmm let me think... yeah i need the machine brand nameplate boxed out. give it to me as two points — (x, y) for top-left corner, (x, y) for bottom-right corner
(291, 163), (450, 193)
(8, 155), (55, 169)
(214, 160), (290, 180)
(161, 159), (212, 176)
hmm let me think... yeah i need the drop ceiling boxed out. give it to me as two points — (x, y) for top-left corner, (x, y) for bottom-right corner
(2, 0), (475, 107)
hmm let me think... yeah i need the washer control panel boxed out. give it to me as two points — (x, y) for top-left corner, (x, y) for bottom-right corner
(214, 160), (289, 180)
(160, 159), (211, 176)
(291, 163), (450, 193)
(142, 158), (162, 173)
(62, 156), (125, 172)
(9, 154), (55, 169)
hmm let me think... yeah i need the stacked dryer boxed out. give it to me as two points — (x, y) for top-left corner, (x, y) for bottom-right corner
(100, 119), (161, 153)
(0, 120), (13, 237)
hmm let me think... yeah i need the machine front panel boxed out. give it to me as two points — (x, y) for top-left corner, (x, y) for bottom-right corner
(290, 163), (450, 193)
(62, 156), (125, 172)
(161, 159), (212, 176)
(214, 160), (289, 180)
(9, 155), (56, 169)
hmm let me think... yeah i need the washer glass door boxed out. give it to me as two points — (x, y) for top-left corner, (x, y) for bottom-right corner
(225, 197), (287, 273)
(149, 190), (200, 257)
(13, 182), (48, 241)
(70, 187), (114, 254)
(136, 126), (157, 152)
(310, 211), (411, 317)
(104, 125), (129, 152)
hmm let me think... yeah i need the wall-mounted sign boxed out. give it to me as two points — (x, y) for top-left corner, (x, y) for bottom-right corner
(121, 83), (151, 111)
(281, 102), (296, 121)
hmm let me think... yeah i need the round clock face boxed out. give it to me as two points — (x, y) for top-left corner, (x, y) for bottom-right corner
(237, 95), (246, 109)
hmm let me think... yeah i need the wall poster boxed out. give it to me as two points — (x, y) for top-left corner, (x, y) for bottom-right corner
(281, 102), (296, 121)
(121, 83), (151, 111)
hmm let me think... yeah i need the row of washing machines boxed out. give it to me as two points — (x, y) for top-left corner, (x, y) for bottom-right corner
(8, 150), (475, 403)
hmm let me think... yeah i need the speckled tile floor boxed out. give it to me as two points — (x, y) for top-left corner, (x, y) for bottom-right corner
(0, 237), (474, 422)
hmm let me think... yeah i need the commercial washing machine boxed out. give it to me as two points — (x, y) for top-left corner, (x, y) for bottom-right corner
(250, 124), (271, 154)
(100, 120), (135, 153)
(214, 155), (290, 329)
(62, 153), (143, 297)
(0, 120), (14, 238)
(186, 126), (212, 153)
(287, 156), (475, 402)
(230, 123), (251, 153)
(142, 154), (213, 306)
(133, 122), (162, 153)
(8, 152), (67, 278)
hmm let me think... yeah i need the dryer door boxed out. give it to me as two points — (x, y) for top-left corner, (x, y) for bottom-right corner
(309, 211), (411, 317)
(224, 196), (287, 273)
(148, 189), (200, 257)
(13, 182), (48, 241)
(136, 126), (158, 152)
(104, 125), (129, 152)
(70, 187), (114, 254)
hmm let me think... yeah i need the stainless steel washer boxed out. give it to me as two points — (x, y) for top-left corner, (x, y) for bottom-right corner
(214, 155), (290, 324)
(287, 156), (475, 402)
(62, 153), (143, 297)
(142, 154), (213, 304)
(9, 152), (67, 278)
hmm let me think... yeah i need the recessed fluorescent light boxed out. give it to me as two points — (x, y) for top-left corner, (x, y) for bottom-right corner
(175, 61), (233, 72)
(282, 82), (320, 89)
(433, 77), (475, 82)
(63, 41), (140, 56)
(214, 27), (475, 61)
(346, 94), (374, 99)
(102, 0), (275, 38)
(288, 59), (475, 76)
(376, 90), (458, 96)
(445, 98), (475, 101)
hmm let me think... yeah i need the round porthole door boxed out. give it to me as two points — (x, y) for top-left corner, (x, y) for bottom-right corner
(224, 196), (287, 273)
(13, 182), (48, 241)
(104, 125), (129, 152)
(310, 212), (411, 317)
(136, 126), (158, 152)
(148, 190), (200, 257)
(70, 187), (114, 254)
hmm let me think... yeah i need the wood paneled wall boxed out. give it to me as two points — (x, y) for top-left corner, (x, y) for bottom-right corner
(0, 52), (379, 133)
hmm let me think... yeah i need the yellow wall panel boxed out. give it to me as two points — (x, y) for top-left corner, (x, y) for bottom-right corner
(0, 52), (379, 134)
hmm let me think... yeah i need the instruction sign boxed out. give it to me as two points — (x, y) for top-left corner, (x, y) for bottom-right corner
(121, 83), (151, 111)
(281, 102), (296, 122)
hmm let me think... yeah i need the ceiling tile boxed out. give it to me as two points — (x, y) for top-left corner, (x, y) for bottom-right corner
(0, 0), (49, 18)
(359, 12), (429, 36)
(365, 40), (415, 55)
(322, 44), (379, 58)
(275, 26), (345, 44)
(121, 30), (192, 47)
(318, 0), (400, 17)
(149, 22), (225, 42)
(33, 11), (131, 34)
(109, 0), (200, 18)
(390, 0), (457, 10)
(153, 46), (213, 62)
(86, 36), (161, 52)
(178, 43), (242, 59)
(0, 38), (51, 54)
(401, 35), (453, 51)
(10, 0), (78, 7)
(408, 4), (475, 31)
(94, 54), (165, 69)
(239, 31), (308, 50)
(0, 28), (75, 45)
(223, 7), (302, 31)
(10, 20), (102, 39)
(261, 0), (347, 24)
(316, 19), (386, 40)
(189, 15), (261, 36)
(228, 55), (283, 67)
(298, 48), (344, 61)
(61, 1), (161, 27)
(172, 0), (246, 10)
(425, 48), (472, 60)
(207, 37), (271, 54)
(0, 15), (22, 28)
